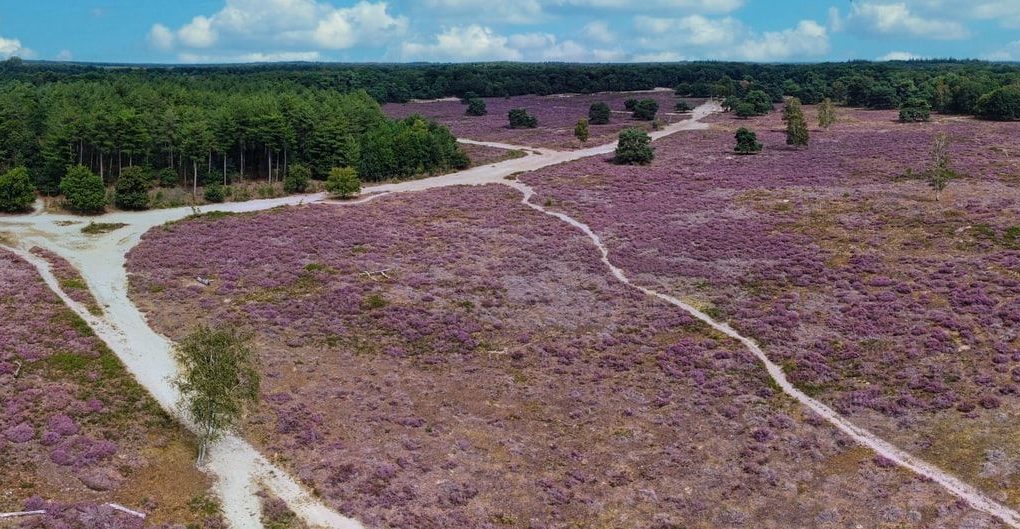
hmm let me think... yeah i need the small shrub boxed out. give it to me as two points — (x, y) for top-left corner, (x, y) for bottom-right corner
(783, 97), (809, 147)
(508, 108), (537, 129)
(899, 98), (932, 122)
(632, 99), (659, 121)
(614, 128), (654, 165)
(624, 98), (638, 111)
(574, 118), (590, 144)
(60, 165), (106, 214)
(204, 181), (226, 203)
(158, 168), (178, 188)
(465, 98), (487, 116)
(114, 166), (152, 210)
(0, 166), (36, 212)
(325, 167), (361, 199)
(734, 128), (763, 155)
(674, 100), (693, 113)
(589, 102), (611, 124)
(818, 98), (837, 128)
(283, 163), (310, 194)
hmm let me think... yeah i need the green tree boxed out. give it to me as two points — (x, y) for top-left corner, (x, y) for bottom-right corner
(783, 98), (809, 147)
(158, 168), (178, 188)
(614, 128), (654, 165)
(174, 325), (260, 464)
(924, 132), (957, 201)
(203, 181), (226, 203)
(60, 165), (106, 213)
(589, 102), (611, 124)
(744, 90), (773, 114)
(0, 166), (35, 212)
(899, 98), (932, 122)
(674, 100), (693, 113)
(632, 99), (659, 121)
(974, 85), (1020, 121)
(465, 98), (487, 116)
(325, 167), (361, 199)
(114, 166), (151, 210)
(283, 163), (310, 194)
(818, 98), (837, 129)
(624, 98), (638, 111)
(574, 118), (590, 144)
(734, 128), (763, 155)
(508, 108), (537, 129)
(734, 102), (757, 118)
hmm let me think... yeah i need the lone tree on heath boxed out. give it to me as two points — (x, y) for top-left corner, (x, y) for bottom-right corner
(614, 128), (654, 165)
(734, 128), (763, 154)
(60, 165), (107, 214)
(783, 97), (809, 147)
(508, 108), (537, 129)
(624, 98), (638, 111)
(924, 132), (957, 201)
(632, 99), (659, 121)
(589, 102), (611, 125)
(574, 118), (590, 144)
(818, 98), (837, 129)
(899, 98), (932, 122)
(326, 166), (361, 199)
(0, 166), (36, 212)
(175, 325), (260, 464)
(465, 98), (487, 117)
(114, 166), (152, 210)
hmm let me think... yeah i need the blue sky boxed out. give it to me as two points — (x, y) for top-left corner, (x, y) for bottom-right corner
(1, 1), (1019, 64)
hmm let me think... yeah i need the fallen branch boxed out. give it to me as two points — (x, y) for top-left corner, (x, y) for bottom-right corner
(107, 503), (146, 519)
(0, 511), (46, 519)
(359, 269), (392, 281)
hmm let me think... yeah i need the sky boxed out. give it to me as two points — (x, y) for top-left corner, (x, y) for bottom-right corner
(1, 0), (1019, 64)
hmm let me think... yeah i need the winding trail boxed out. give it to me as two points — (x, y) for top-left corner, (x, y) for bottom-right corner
(2, 100), (1019, 528)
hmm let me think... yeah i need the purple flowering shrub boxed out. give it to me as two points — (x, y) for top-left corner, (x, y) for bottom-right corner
(384, 91), (688, 149)
(0, 249), (213, 526)
(520, 107), (1020, 496)
(128, 186), (994, 528)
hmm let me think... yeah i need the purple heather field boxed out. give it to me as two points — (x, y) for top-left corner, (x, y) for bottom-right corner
(127, 185), (997, 529)
(384, 90), (692, 149)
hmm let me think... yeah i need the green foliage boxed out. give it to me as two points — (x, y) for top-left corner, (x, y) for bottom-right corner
(82, 222), (127, 234)
(975, 85), (1020, 121)
(674, 100), (693, 113)
(174, 325), (260, 464)
(356, 115), (466, 181)
(899, 98), (932, 122)
(465, 98), (487, 116)
(624, 98), (638, 111)
(817, 98), (837, 129)
(734, 102), (757, 118)
(588, 102), (611, 124)
(60, 165), (106, 213)
(925, 132), (957, 201)
(0, 166), (35, 212)
(614, 128), (654, 165)
(283, 163), (310, 194)
(325, 166), (361, 199)
(632, 99), (659, 121)
(114, 166), (152, 210)
(203, 181), (225, 203)
(744, 90), (773, 114)
(158, 168), (178, 188)
(782, 98), (809, 147)
(734, 128), (763, 155)
(508, 108), (537, 129)
(574, 118), (590, 144)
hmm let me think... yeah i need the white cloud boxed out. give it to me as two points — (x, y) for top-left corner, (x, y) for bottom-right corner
(878, 50), (923, 60)
(555, 0), (742, 13)
(423, 0), (544, 23)
(838, 2), (968, 40)
(56, 49), (73, 61)
(178, 51), (323, 63)
(632, 51), (685, 62)
(583, 21), (615, 44)
(634, 16), (829, 61)
(0, 35), (27, 58)
(149, 0), (407, 60)
(984, 41), (1020, 61)
(906, 0), (1020, 28)
(401, 25), (522, 61)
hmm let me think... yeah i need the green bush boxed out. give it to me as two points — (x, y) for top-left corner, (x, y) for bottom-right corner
(158, 168), (178, 188)
(204, 181), (225, 203)
(632, 99), (659, 121)
(734, 102), (757, 118)
(624, 98), (638, 111)
(465, 98), (487, 116)
(745, 90), (774, 115)
(283, 163), (310, 194)
(734, 128), (763, 154)
(899, 98), (932, 122)
(975, 85), (1020, 121)
(614, 128), (654, 165)
(60, 165), (106, 213)
(674, 100), (693, 113)
(114, 166), (152, 210)
(508, 108), (537, 129)
(589, 102), (611, 124)
(325, 167), (361, 199)
(0, 166), (36, 212)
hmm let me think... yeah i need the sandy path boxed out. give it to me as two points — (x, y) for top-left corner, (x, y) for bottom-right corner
(4, 99), (1017, 528)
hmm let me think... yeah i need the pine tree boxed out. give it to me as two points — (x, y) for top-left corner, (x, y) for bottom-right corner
(783, 97), (809, 147)
(574, 118), (590, 144)
(734, 128), (763, 155)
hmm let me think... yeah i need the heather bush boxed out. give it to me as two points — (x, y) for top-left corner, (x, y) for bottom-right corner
(0, 166), (35, 212)
(614, 128), (654, 165)
(60, 165), (106, 214)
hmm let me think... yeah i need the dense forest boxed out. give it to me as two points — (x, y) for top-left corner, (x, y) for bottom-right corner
(0, 58), (1018, 206)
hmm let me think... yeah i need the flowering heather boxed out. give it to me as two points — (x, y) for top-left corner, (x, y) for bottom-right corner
(384, 91), (689, 149)
(128, 186), (994, 529)
(29, 246), (103, 315)
(521, 108), (1020, 498)
(0, 249), (213, 527)
(458, 142), (523, 166)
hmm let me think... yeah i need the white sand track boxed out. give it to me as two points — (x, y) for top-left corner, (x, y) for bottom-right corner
(3, 100), (1018, 528)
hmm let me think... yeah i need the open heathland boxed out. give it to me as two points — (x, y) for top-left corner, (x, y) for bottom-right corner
(0, 249), (220, 528)
(384, 91), (691, 149)
(126, 185), (999, 529)
(521, 106), (1020, 506)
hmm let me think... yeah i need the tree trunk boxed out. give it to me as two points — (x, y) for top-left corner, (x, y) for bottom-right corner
(223, 155), (227, 185)
(193, 160), (198, 196)
(268, 149), (273, 184)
